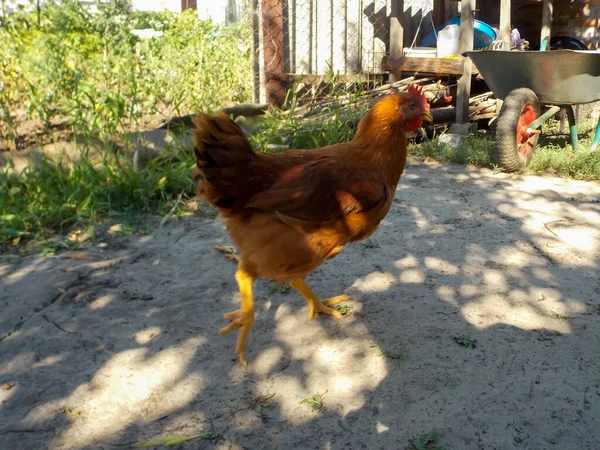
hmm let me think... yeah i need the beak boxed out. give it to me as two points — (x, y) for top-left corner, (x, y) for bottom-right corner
(421, 110), (433, 123)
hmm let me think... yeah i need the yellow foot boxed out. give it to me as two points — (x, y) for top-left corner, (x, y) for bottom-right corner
(218, 308), (255, 366)
(307, 295), (351, 320)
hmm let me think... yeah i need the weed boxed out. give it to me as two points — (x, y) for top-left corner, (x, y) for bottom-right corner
(299, 390), (328, 412)
(405, 429), (445, 450)
(371, 340), (408, 359)
(543, 311), (570, 321)
(249, 393), (276, 417)
(40, 238), (74, 256)
(336, 304), (354, 315)
(131, 432), (218, 448)
(61, 406), (81, 417)
(361, 240), (380, 249)
(269, 282), (291, 295)
(453, 334), (477, 348)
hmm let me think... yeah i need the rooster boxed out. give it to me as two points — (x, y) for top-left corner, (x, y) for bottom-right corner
(192, 85), (432, 366)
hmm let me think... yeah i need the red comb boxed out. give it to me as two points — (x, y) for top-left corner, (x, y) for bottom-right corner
(408, 84), (422, 96)
(408, 84), (429, 108)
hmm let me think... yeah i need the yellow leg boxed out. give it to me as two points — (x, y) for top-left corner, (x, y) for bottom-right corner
(289, 278), (349, 320)
(218, 268), (255, 366)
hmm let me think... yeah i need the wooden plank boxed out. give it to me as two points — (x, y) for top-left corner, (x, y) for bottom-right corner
(386, 57), (480, 75)
(540, 0), (553, 50)
(262, 0), (287, 107)
(499, 0), (511, 51)
(456, 0), (475, 123)
(388, 0), (404, 83)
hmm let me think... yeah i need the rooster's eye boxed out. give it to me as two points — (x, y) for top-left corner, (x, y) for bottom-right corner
(409, 102), (416, 110)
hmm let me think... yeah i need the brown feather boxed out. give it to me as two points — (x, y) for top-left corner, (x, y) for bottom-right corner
(191, 89), (428, 281)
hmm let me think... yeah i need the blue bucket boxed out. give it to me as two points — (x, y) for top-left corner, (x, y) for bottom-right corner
(419, 17), (497, 49)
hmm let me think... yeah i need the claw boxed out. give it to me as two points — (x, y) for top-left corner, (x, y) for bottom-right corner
(219, 308), (254, 366)
(307, 295), (350, 319)
(308, 302), (342, 320)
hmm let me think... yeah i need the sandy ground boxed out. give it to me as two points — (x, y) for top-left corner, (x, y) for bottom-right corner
(1, 158), (600, 450)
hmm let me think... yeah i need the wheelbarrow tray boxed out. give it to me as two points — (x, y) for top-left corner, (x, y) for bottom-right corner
(464, 50), (600, 104)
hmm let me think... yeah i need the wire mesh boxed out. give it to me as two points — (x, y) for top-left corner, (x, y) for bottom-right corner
(259, 0), (394, 77)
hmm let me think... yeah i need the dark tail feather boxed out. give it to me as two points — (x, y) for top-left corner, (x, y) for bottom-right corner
(191, 112), (255, 209)
(192, 112), (254, 170)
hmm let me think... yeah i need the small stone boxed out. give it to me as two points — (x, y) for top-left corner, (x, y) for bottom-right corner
(438, 133), (464, 147)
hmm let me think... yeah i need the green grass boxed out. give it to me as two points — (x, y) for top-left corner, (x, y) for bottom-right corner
(411, 118), (600, 180)
(249, 102), (366, 152)
(411, 133), (496, 167)
(0, 137), (195, 250)
(526, 141), (600, 180)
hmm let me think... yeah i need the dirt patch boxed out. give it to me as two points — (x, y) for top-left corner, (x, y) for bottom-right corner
(1, 160), (599, 449)
(1, 105), (181, 153)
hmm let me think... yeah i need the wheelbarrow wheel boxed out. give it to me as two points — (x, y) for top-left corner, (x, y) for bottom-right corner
(496, 88), (540, 172)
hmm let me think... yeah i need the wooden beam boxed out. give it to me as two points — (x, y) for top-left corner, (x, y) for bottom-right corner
(389, 0), (404, 83)
(499, 0), (511, 50)
(386, 57), (479, 75)
(433, 0), (445, 27)
(456, 0), (475, 123)
(540, 0), (553, 50)
(262, 0), (287, 107)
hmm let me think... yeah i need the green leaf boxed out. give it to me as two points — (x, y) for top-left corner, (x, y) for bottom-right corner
(414, 442), (426, 450)
(1, 228), (24, 237)
(131, 432), (217, 448)
(425, 429), (437, 443)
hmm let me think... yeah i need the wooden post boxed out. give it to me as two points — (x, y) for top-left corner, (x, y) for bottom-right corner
(499, 0), (511, 50)
(456, 0), (475, 123)
(251, 0), (262, 103)
(433, 0), (445, 29)
(540, 0), (553, 50)
(389, 0), (404, 84)
(262, 0), (287, 107)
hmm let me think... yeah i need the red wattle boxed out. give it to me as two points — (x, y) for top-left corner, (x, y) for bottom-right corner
(405, 117), (423, 132)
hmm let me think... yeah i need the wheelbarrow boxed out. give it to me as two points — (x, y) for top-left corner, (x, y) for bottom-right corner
(464, 49), (600, 172)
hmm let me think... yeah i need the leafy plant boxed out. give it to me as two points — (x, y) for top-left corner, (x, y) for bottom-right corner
(0, 1), (252, 147)
(299, 390), (328, 412)
(336, 304), (354, 315)
(249, 393), (276, 417)
(405, 429), (445, 450)
(453, 334), (477, 348)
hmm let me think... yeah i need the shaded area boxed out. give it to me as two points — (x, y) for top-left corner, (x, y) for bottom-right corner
(1, 159), (599, 449)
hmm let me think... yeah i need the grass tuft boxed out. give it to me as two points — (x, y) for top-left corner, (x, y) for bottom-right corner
(0, 139), (195, 250)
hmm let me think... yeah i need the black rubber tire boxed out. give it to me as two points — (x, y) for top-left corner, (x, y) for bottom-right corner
(532, 36), (589, 51)
(495, 88), (540, 172)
